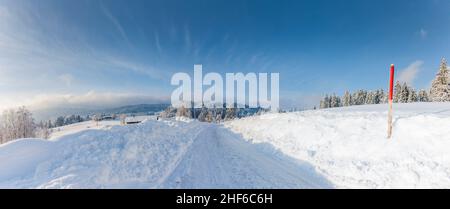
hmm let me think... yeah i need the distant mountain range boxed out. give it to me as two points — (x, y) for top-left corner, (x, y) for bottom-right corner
(32, 104), (170, 121)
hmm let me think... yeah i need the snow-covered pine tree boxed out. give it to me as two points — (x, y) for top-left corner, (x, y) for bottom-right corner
(373, 90), (381, 104)
(330, 94), (338, 107)
(342, 91), (351, 106)
(400, 82), (410, 103)
(365, 91), (374, 104)
(319, 100), (325, 109)
(353, 90), (367, 105)
(325, 94), (331, 108)
(393, 81), (402, 103)
(319, 95), (330, 109)
(351, 91), (358, 105)
(418, 89), (429, 102)
(379, 89), (387, 103)
(429, 58), (450, 102)
(407, 87), (418, 103)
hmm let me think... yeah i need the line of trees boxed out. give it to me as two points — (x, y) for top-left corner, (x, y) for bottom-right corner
(53, 114), (89, 128)
(320, 58), (449, 108)
(160, 104), (267, 122)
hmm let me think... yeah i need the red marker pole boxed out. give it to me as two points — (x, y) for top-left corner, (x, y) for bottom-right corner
(387, 64), (395, 138)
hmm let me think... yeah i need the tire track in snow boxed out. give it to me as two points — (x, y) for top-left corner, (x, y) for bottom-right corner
(159, 124), (333, 188)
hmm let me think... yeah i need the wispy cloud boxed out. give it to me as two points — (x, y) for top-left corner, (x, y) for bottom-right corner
(154, 31), (162, 55)
(419, 28), (427, 39)
(0, 2), (164, 73)
(0, 3), (170, 110)
(397, 60), (423, 85)
(184, 25), (191, 53)
(104, 57), (169, 80)
(99, 2), (132, 47)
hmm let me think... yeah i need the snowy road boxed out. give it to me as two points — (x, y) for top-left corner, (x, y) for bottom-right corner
(160, 125), (332, 188)
(0, 120), (332, 188)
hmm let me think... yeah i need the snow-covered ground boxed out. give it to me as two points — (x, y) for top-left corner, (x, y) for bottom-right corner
(226, 102), (450, 188)
(0, 118), (331, 188)
(49, 115), (156, 139)
(0, 102), (449, 188)
(49, 120), (120, 140)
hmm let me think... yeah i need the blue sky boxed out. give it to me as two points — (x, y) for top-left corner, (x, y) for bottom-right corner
(0, 0), (449, 110)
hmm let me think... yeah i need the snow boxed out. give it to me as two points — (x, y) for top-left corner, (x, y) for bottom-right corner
(225, 102), (450, 188)
(49, 120), (120, 140)
(125, 115), (155, 124)
(0, 102), (449, 188)
(0, 119), (331, 188)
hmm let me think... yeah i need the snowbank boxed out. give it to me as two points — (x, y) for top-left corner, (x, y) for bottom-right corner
(0, 120), (205, 188)
(225, 102), (450, 188)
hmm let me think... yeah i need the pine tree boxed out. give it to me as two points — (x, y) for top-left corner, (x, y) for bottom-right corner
(373, 90), (381, 104)
(351, 92), (359, 105)
(54, 116), (65, 127)
(320, 95), (330, 109)
(393, 81), (402, 103)
(330, 94), (339, 107)
(342, 91), (351, 106)
(418, 89), (429, 102)
(429, 58), (450, 102)
(400, 82), (410, 103)
(365, 91), (374, 104)
(379, 89), (387, 103)
(407, 88), (418, 103)
(353, 90), (367, 105)
(319, 100), (325, 109)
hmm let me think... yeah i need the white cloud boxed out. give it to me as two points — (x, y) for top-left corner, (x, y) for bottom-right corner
(397, 60), (423, 85)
